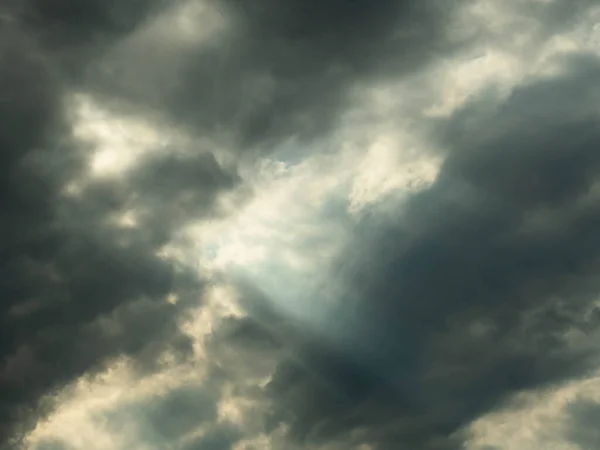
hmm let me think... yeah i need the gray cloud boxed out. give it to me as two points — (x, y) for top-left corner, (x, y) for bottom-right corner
(0, 4), (238, 447)
(102, 383), (220, 445)
(87, 0), (470, 153)
(513, 0), (598, 36)
(31, 441), (70, 450)
(9, 0), (172, 79)
(257, 52), (600, 449)
(4, 0), (600, 449)
(565, 400), (600, 450)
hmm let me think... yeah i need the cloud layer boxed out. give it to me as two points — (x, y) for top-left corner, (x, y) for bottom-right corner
(2, 1), (600, 450)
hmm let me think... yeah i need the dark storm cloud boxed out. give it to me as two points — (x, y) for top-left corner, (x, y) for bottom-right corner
(0, 5), (238, 447)
(88, 0), (470, 153)
(4, 0), (600, 449)
(254, 53), (600, 449)
(0, 144), (233, 443)
(0, 143), (234, 445)
(8, 0), (172, 79)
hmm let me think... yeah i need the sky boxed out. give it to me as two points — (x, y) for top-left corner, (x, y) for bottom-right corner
(2, 0), (600, 449)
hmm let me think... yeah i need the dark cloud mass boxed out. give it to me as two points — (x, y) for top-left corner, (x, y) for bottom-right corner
(0, 2), (237, 447)
(11, 0), (172, 78)
(2, 0), (600, 449)
(88, 0), (468, 153)
(259, 54), (600, 448)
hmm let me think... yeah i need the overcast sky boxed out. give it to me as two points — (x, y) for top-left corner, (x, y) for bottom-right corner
(2, 1), (600, 449)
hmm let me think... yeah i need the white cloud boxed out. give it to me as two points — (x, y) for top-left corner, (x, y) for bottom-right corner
(69, 93), (169, 178)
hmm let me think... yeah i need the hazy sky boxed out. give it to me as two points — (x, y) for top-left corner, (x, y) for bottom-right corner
(2, 1), (600, 449)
